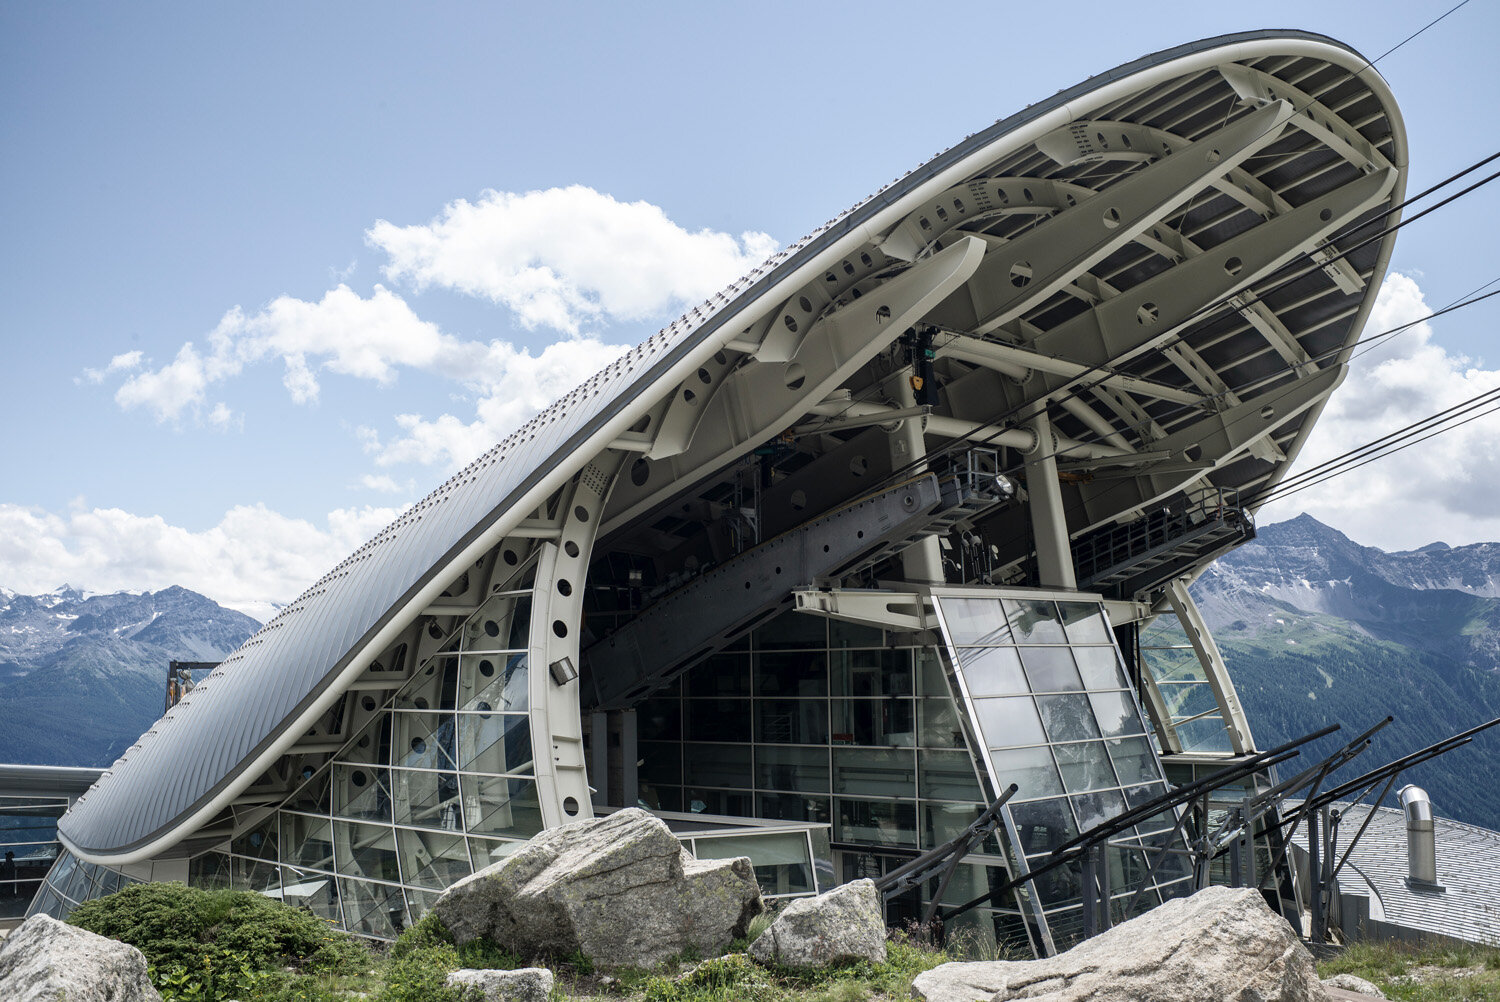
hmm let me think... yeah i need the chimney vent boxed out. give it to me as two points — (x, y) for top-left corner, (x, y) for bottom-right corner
(1398, 785), (1442, 889)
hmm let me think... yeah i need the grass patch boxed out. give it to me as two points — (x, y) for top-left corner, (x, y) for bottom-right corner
(1319, 939), (1500, 1002)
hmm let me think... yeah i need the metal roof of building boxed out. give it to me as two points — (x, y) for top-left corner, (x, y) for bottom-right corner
(1306, 803), (1500, 946)
(58, 29), (1407, 863)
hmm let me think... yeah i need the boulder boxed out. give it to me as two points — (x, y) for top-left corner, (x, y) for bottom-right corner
(432, 808), (763, 969)
(1323, 973), (1386, 998)
(911, 885), (1327, 1002)
(0, 913), (162, 1002)
(446, 966), (554, 1001)
(749, 878), (886, 968)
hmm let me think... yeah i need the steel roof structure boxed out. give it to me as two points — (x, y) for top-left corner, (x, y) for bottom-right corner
(57, 28), (1406, 888)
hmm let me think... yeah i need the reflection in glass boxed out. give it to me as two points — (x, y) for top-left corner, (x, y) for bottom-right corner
(988, 745), (1064, 800)
(958, 646), (1028, 696)
(338, 876), (408, 940)
(972, 697), (1047, 749)
(1058, 603), (1113, 644)
(1069, 788), (1126, 832)
(279, 866), (341, 925)
(1053, 741), (1117, 794)
(755, 745), (829, 793)
(392, 712), (457, 771)
(461, 775), (544, 840)
(832, 649), (912, 697)
(391, 768), (462, 830)
(918, 749), (985, 802)
(1072, 646), (1126, 690)
(336, 764), (392, 823)
(918, 697), (968, 749)
(1106, 738), (1161, 786)
(457, 713), (534, 776)
(1087, 691), (1145, 738)
(832, 699), (913, 747)
(396, 828), (471, 888)
(335, 820), (400, 883)
(938, 598), (1013, 646)
(833, 747), (916, 799)
(1018, 648), (1083, 693)
(1002, 600), (1068, 644)
(281, 813), (335, 871)
(1008, 797), (1078, 858)
(835, 798), (917, 848)
(1035, 694), (1103, 743)
(459, 653), (528, 713)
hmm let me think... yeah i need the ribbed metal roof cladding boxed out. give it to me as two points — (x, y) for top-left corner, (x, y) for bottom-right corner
(58, 29), (1402, 859)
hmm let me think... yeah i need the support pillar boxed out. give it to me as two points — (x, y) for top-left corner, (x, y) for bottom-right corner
(889, 374), (944, 583)
(1025, 409), (1076, 589)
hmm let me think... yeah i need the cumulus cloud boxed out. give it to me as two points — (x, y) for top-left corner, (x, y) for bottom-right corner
(79, 350), (144, 385)
(1260, 272), (1500, 549)
(367, 185), (778, 334)
(0, 501), (403, 621)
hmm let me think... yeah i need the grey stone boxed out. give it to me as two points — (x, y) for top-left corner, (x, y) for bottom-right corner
(1323, 973), (1387, 998)
(446, 966), (554, 1001)
(911, 885), (1328, 1002)
(749, 878), (886, 968)
(433, 808), (763, 969)
(0, 913), (162, 1002)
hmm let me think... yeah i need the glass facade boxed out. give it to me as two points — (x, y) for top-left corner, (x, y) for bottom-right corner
(1137, 612), (1238, 754)
(933, 590), (1193, 952)
(2, 793), (72, 923)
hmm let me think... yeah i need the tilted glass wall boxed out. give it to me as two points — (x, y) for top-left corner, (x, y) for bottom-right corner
(3, 793), (71, 923)
(1137, 612), (1237, 754)
(635, 613), (1031, 954)
(931, 589), (1193, 952)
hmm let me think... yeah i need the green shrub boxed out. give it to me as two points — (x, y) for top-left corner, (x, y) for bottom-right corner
(68, 882), (369, 978)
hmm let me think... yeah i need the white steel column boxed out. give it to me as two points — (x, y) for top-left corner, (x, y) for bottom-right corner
(1163, 578), (1254, 755)
(889, 375), (944, 583)
(1025, 410), (1076, 589)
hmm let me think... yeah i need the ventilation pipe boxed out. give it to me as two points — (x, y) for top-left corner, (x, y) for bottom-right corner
(1398, 785), (1440, 887)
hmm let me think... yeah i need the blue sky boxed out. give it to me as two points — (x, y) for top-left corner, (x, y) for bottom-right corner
(4, 1), (1499, 617)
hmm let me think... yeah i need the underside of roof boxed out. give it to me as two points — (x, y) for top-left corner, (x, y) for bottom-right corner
(59, 29), (1408, 863)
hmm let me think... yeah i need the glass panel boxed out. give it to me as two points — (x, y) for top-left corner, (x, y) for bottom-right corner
(972, 696), (1047, 748)
(753, 612), (827, 650)
(1175, 716), (1235, 754)
(229, 817), (277, 861)
(281, 813), (335, 871)
(684, 699), (752, 743)
(1059, 602), (1113, 644)
(463, 593), (530, 652)
(467, 837), (530, 870)
(396, 657), (457, 711)
(915, 648), (950, 696)
(693, 832), (813, 895)
(279, 866), (341, 924)
(404, 886), (443, 924)
(335, 764), (392, 823)
(834, 798), (917, 848)
(918, 697), (968, 749)
(755, 792), (830, 825)
(1070, 788), (1126, 832)
(638, 741), (682, 787)
(1003, 600), (1067, 644)
(686, 653), (750, 698)
(1035, 694), (1103, 743)
(1053, 741), (1118, 794)
(918, 749), (985, 802)
(396, 828), (471, 889)
(229, 856), (280, 895)
(391, 768), (463, 830)
(685, 788), (753, 817)
(682, 744), (752, 789)
(1088, 690), (1146, 738)
(755, 651), (828, 696)
(461, 775), (544, 840)
(335, 820), (401, 883)
(338, 876), (408, 940)
(190, 852), (232, 891)
(1072, 646), (1127, 690)
(392, 711), (458, 771)
(958, 647), (1028, 696)
(832, 649), (912, 697)
(939, 598), (1012, 646)
(1009, 797), (1078, 858)
(755, 699), (828, 745)
(638, 696), (682, 741)
(831, 699), (913, 747)
(1018, 647), (1083, 692)
(832, 747), (915, 798)
(831, 619), (884, 649)
(923, 802), (988, 851)
(755, 745), (829, 793)
(1107, 738), (1163, 786)
(459, 653), (529, 713)
(989, 746), (1064, 800)
(457, 713), (534, 775)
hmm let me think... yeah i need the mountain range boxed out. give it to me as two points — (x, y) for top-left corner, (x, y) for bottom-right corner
(0, 586), (260, 767)
(1191, 514), (1500, 830)
(4, 515), (1500, 830)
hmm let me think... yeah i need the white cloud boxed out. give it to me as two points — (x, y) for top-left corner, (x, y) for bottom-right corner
(360, 335), (629, 469)
(357, 474), (412, 494)
(0, 501), (404, 621)
(367, 184), (778, 334)
(79, 350), (144, 385)
(1260, 272), (1500, 550)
